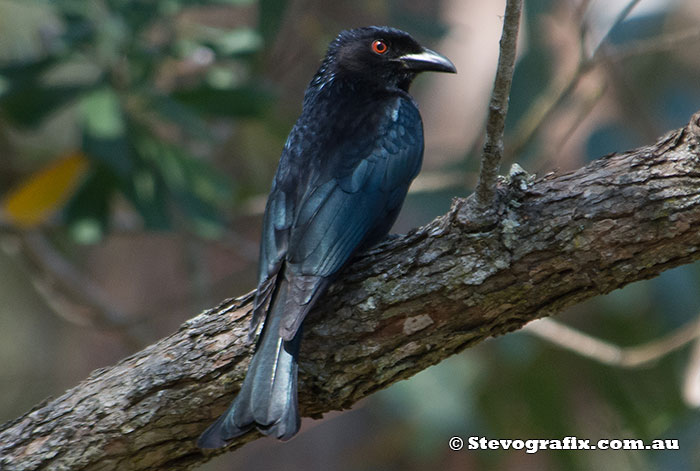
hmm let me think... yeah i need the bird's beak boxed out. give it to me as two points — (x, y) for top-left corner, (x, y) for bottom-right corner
(397, 47), (457, 74)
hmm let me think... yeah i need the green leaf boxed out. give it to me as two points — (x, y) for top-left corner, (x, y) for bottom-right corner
(207, 28), (262, 56)
(146, 93), (211, 138)
(172, 189), (225, 238)
(62, 166), (115, 243)
(171, 84), (274, 118)
(259, 0), (288, 44)
(0, 57), (59, 82)
(130, 129), (234, 235)
(121, 167), (172, 230)
(176, 155), (233, 205)
(80, 88), (133, 175)
(0, 83), (87, 127)
(81, 87), (125, 138)
(131, 129), (237, 232)
(82, 132), (132, 176)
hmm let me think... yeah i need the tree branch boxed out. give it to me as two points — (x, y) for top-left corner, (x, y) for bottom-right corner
(2, 112), (700, 470)
(474, 0), (522, 208)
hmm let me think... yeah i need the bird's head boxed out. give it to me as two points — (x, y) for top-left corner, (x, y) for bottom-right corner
(314, 26), (456, 92)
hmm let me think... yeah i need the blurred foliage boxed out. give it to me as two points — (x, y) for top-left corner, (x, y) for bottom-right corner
(0, 0), (286, 239)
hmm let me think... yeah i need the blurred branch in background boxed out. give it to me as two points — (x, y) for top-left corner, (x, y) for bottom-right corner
(0, 230), (147, 348)
(605, 26), (700, 63)
(525, 315), (700, 370)
(507, 1), (700, 166)
(507, 0), (638, 161)
(684, 338), (700, 407)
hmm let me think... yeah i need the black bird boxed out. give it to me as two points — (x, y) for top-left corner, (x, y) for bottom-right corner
(198, 26), (456, 448)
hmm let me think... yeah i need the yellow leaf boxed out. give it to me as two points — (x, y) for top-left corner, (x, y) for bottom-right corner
(2, 152), (89, 228)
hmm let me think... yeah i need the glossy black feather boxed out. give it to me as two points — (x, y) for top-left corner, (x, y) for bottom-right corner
(198, 276), (301, 446)
(198, 26), (455, 448)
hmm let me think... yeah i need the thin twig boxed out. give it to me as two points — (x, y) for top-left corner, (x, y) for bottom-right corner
(474, 0), (522, 208)
(524, 316), (700, 369)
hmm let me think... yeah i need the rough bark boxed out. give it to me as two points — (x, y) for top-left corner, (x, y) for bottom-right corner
(2, 113), (700, 470)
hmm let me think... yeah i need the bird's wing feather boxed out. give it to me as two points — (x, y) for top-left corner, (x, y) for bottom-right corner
(276, 96), (423, 339)
(250, 130), (303, 337)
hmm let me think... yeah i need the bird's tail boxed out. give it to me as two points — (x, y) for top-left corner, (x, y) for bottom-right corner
(197, 278), (302, 448)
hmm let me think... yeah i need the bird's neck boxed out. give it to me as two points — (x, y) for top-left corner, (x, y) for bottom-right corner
(303, 73), (410, 116)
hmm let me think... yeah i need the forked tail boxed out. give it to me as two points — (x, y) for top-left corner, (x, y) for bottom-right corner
(198, 279), (302, 448)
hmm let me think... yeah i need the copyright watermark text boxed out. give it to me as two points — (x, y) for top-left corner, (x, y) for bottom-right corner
(448, 436), (679, 453)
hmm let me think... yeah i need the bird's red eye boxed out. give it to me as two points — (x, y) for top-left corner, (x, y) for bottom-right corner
(371, 39), (388, 54)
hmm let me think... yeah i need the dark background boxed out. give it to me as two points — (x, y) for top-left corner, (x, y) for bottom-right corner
(1, 0), (700, 469)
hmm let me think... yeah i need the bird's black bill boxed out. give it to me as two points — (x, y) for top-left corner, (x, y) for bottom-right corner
(397, 48), (456, 74)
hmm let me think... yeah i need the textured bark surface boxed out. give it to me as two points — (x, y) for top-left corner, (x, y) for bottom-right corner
(2, 113), (700, 470)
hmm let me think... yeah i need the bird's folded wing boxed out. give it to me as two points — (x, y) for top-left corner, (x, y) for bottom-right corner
(276, 97), (424, 339)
